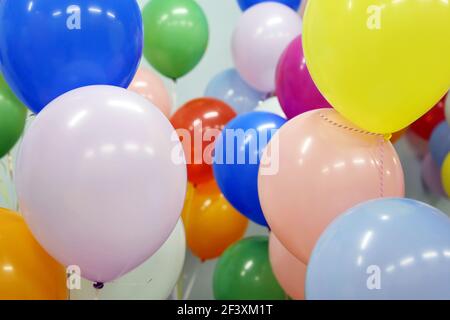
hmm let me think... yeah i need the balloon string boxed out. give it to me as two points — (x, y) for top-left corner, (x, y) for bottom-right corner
(378, 137), (385, 198)
(171, 79), (178, 112)
(182, 260), (200, 300)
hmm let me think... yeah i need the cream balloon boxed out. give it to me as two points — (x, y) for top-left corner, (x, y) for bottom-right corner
(254, 97), (287, 119)
(71, 220), (186, 300)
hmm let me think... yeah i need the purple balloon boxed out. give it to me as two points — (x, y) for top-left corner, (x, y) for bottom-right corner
(16, 86), (187, 283)
(276, 36), (332, 119)
(421, 153), (446, 196)
(232, 2), (302, 92)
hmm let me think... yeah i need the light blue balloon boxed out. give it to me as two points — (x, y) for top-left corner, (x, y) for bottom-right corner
(429, 121), (450, 167)
(307, 198), (450, 300)
(205, 69), (267, 114)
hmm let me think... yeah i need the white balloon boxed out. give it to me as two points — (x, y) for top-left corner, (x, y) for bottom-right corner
(70, 220), (186, 300)
(254, 97), (287, 119)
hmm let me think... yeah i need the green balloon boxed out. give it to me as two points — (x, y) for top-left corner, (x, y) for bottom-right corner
(0, 74), (27, 159)
(213, 236), (286, 300)
(143, 0), (209, 80)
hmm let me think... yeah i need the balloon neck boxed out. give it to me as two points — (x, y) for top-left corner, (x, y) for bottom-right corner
(93, 282), (104, 290)
(383, 133), (392, 141)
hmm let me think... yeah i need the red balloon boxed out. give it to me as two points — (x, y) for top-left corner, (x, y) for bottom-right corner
(171, 98), (236, 185)
(410, 95), (447, 140)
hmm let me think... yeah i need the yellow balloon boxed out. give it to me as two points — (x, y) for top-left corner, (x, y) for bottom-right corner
(0, 208), (67, 300)
(442, 154), (450, 197)
(303, 0), (450, 134)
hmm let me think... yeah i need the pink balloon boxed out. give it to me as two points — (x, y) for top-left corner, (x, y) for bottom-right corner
(16, 86), (187, 283)
(259, 109), (405, 263)
(269, 233), (306, 300)
(232, 2), (302, 92)
(276, 36), (332, 119)
(128, 67), (172, 118)
(421, 153), (446, 196)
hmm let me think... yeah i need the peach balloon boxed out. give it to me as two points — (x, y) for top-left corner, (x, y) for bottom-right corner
(258, 109), (405, 263)
(269, 233), (306, 300)
(128, 67), (172, 117)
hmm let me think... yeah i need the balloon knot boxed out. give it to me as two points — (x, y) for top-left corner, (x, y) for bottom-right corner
(93, 282), (104, 290)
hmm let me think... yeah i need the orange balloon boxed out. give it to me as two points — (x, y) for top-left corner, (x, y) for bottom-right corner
(182, 180), (248, 261)
(0, 208), (67, 300)
(171, 98), (236, 185)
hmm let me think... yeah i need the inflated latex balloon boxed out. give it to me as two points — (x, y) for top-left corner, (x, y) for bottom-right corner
(205, 69), (267, 114)
(16, 86), (187, 283)
(410, 95), (446, 140)
(258, 109), (405, 263)
(445, 94), (450, 124)
(128, 67), (172, 118)
(276, 36), (331, 119)
(429, 122), (450, 167)
(232, 2), (302, 92)
(441, 154), (450, 197)
(171, 98), (236, 185)
(254, 97), (287, 119)
(269, 233), (306, 300)
(214, 112), (287, 226)
(213, 236), (285, 300)
(0, 208), (67, 300)
(71, 220), (186, 300)
(303, 0), (450, 134)
(143, 0), (208, 79)
(422, 153), (446, 197)
(307, 198), (450, 300)
(0, 0), (143, 113)
(0, 74), (27, 158)
(182, 180), (248, 261)
(237, 0), (301, 11)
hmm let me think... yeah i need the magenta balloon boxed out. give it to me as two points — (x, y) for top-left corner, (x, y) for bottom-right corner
(16, 86), (187, 283)
(232, 2), (302, 92)
(276, 36), (332, 119)
(421, 153), (446, 196)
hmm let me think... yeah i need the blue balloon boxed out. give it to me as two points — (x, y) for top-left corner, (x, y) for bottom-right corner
(213, 112), (286, 226)
(0, 0), (143, 113)
(205, 69), (267, 114)
(307, 198), (450, 300)
(429, 121), (450, 167)
(237, 0), (301, 11)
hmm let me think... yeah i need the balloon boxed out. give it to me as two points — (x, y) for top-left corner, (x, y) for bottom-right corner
(446, 94), (450, 124)
(269, 233), (306, 300)
(410, 95), (447, 140)
(205, 69), (267, 114)
(0, 74), (27, 158)
(276, 36), (331, 119)
(214, 112), (287, 226)
(213, 236), (285, 300)
(237, 0), (301, 11)
(258, 109), (405, 263)
(441, 154), (450, 198)
(307, 198), (450, 300)
(429, 122), (450, 167)
(71, 220), (186, 300)
(422, 153), (446, 197)
(0, 0), (142, 114)
(128, 67), (172, 118)
(171, 98), (236, 185)
(16, 86), (187, 283)
(303, 0), (450, 134)
(0, 208), (67, 300)
(390, 128), (407, 144)
(405, 130), (429, 160)
(182, 180), (248, 261)
(143, 0), (209, 79)
(232, 2), (302, 92)
(254, 97), (287, 119)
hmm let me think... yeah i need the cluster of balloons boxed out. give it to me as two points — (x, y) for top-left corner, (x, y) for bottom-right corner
(0, 0), (195, 299)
